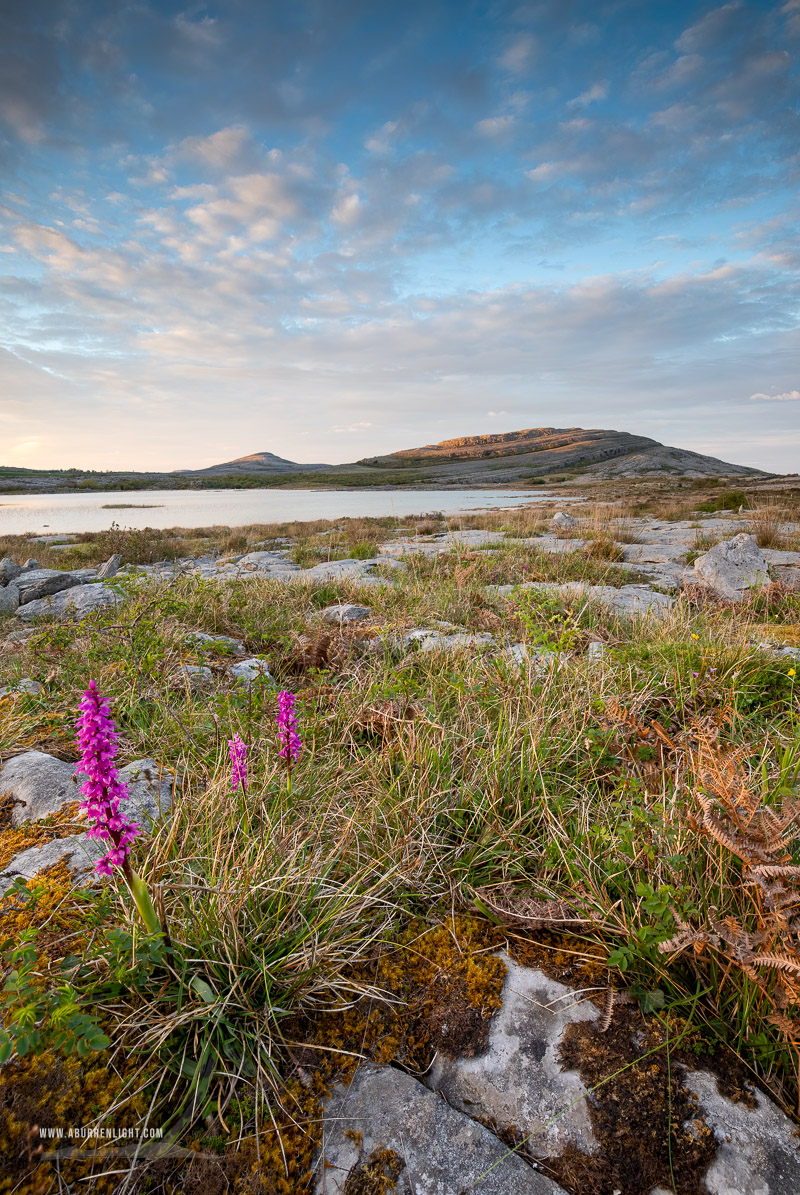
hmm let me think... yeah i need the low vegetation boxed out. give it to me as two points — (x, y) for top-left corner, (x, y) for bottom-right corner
(0, 500), (799, 1192)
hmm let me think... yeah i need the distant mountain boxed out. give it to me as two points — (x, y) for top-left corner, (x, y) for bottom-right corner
(175, 451), (332, 476)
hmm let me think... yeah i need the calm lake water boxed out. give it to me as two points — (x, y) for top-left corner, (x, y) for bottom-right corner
(0, 489), (570, 536)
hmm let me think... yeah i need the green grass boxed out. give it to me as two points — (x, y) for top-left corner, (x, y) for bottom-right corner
(1, 522), (799, 1189)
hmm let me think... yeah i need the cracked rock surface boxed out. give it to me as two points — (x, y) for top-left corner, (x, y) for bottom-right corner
(315, 1063), (568, 1195)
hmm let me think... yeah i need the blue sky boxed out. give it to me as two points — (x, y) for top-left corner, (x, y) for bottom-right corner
(1, 0), (798, 472)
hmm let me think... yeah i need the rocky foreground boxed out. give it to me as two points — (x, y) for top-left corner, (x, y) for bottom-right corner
(1, 504), (800, 1193)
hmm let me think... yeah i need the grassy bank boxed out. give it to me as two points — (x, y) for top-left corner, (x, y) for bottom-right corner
(0, 516), (799, 1192)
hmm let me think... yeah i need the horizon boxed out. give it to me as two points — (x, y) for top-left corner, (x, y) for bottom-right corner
(2, 2), (799, 474)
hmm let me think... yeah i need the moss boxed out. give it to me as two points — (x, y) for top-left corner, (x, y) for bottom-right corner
(0, 801), (84, 870)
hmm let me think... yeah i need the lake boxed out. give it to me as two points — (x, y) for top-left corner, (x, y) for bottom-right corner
(0, 488), (575, 536)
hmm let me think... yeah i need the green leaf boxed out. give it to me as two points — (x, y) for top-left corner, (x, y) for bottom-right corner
(0, 1036), (12, 1065)
(189, 977), (216, 1004)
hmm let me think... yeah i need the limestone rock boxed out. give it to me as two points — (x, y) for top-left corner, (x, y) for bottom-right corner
(685, 1070), (800, 1194)
(176, 664), (214, 690)
(502, 643), (565, 672)
(0, 834), (103, 896)
(0, 677), (41, 697)
(0, 583), (20, 614)
(693, 533), (769, 601)
(1, 751), (172, 827)
(186, 631), (244, 653)
(15, 568), (83, 604)
(320, 603), (372, 624)
(96, 553), (122, 579)
(551, 511), (577, 531)
(230, 658), (276, 684)
(117, 759), (174, 823)
(622, 544), (687, 565)
(2, 752), (80, 826)
(403, 629), (496, 652)
(17, 583), (121, 622)
(315, 1063), (567, 1195)
(426, 955), (599, 1160)
(0, 558), (21, 584)
(586, 641), (607, 661)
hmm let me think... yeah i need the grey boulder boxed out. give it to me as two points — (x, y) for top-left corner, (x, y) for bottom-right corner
(693, 533), (769, 601)
(17, 583), (121, 622)
(0, 558), (21, 584)
(96, 553), (122, 579)
(0, 751), (172, 827)
(685, 1070), (800, 1194)
(0, 583), (20, 614)
(551, 511), (577, 531)
(15, 568), (83, 604)
(315, 1063), (567, 1195)
(427, 955), (599, 1160)
(2, 752), (80, 825)
(176, 664), (214, 690)
(320, 603), (372, 624)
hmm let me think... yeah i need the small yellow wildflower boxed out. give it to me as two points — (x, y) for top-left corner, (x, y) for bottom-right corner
(790, 669), (797, 678)
(691, 633), (699, 640)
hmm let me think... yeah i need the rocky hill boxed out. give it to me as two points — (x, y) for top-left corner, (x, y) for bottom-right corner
(356, 427), (761, 484)
(175, 451), (331, 476)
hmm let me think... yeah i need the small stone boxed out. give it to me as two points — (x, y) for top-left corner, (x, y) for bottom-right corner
(320, 603), (372, 624)
(316, 1063), (567, 1195)
(693, 533), (769, 601)
(176, 664), (214, 690)
(0, 677), (41, 697)
(186, 631), (244, 653)
(96, 553), (122, 579)
(230, 658), (276, 684)
(0, 558), (21, 583)
(20, 559), (39, 571)
(0, 583), (20, 614)
(587, 641), (607, 660)
(551, 511), (578, 530)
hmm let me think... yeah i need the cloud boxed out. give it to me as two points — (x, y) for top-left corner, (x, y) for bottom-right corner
(567, 82), (608, 107)
(750, 390), (800, 401)
(474, 115), (515, 136)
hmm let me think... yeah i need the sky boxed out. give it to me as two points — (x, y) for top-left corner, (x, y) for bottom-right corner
(1, 1), (799, 473)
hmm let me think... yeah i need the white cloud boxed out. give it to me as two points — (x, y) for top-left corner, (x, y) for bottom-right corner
(568, 81), (608, 107)
(475, 115), (515, 136)
(750, 390), (800, 401)
(499, 34), (536, 75)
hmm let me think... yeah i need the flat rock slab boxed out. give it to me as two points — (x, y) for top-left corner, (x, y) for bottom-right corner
(15, 568), (83, 604)
(17, 583), (121, 622)
(623, 544), (688, 564)
(316, 1063), (567, 1195)
(380, 530), (506, 557)
(0, 834), (103, 896)
(427, 955), (599, 1160)
(402, 629), (496, 652)
(693, 533), (769, 601)
(685, 1070), (800, 1194)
